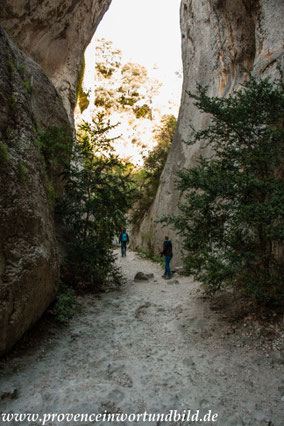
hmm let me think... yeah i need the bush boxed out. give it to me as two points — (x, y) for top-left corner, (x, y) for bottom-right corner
(17, 162), (28, 183)
(96, 63), (115, 78)
(134, 104), (152, 119)
(131, 115), (176, 226)
(162, 76), (284, 304)
(57, 113), (135, 290)
(136, 248), (164, 266)
(52, 283), (76, 324)
(36, 126), (73, 181)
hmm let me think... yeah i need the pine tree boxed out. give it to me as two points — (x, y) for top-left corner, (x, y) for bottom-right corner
(163, 76), (284, 303)
(57, 113), (135, 288)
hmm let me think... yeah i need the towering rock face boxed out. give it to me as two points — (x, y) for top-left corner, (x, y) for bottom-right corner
(0, 1), (112, 354)
(0, 0), (112, 121)
(132, 0), (284, 264)
(0, 26), (72, 354)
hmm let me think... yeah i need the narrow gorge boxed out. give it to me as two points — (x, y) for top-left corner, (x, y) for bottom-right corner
(0, 0), (283, 374)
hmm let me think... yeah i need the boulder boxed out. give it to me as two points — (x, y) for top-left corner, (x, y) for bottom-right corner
(134, 272), (149, 282)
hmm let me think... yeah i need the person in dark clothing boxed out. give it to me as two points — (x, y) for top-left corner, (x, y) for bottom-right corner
(119, 229), (129, 257)
(160, 236), (173, 278)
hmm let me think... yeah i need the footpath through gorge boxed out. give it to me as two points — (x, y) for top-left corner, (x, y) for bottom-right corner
(0, 248), (284, 425)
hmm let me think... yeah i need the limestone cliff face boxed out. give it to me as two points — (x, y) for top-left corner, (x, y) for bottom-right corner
(132, 0), (284, 264)
(0, 0), (111, 354)
(0, 27), (72, 354)
(0, 0), (112, 121)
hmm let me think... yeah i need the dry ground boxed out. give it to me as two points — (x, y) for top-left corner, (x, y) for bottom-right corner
(0, 248), (284, 426)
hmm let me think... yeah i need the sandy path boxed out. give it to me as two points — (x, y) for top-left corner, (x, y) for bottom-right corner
(0, 248), (283, 426)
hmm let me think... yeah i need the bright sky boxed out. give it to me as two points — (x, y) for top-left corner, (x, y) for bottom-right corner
(84, 0), (183, 110)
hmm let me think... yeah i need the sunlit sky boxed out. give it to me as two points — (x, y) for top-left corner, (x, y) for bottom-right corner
(84, 0), (183, 111)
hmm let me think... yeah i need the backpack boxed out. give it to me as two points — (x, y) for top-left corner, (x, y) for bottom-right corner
(122, 233), (128, 242)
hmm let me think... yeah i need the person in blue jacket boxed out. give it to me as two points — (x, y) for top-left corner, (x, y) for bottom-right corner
(119, 229), (129, 257)
(160, 236), (173, 278)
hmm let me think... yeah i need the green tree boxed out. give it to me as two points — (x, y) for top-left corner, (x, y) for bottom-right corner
(57, 113), (135, 289)
(144, 114), (177, 179)
(162, 76), (284, 303)
(92, 42), (161, 118)
(131, 115), (177, 225)
(95, 38), (122, 78)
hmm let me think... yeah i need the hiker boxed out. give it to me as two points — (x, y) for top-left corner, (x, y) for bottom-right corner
(160, 235), (173, 279)
(119, 229), (129, 257)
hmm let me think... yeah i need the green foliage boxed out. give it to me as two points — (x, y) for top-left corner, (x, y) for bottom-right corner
(57, 113), (135, 289)
(35, 126), (73, 204)
(144, 114), (176, 176)
(9, 94), (17, 111)
(16, 65), (26, 77)
(0, 141), (8, 164)
(10, 63), (33, 94)
(94, 88), (115, 110)
(46, 176), (56, 205)
(36, 126), (73, 179)
(94, 96), (106, 107)
(78, 89), (90, 113)
(131, 115), (176, 226)
(76, 57), (90, 113)
(22, 79), (32, 94)
(162, 76), (284, 304)
(52, 283), (76, 324)
(118, 94), (137, 107)
(91, 41), (160, 117)
(136, 248), (164, 266)
(18, 162), (28, 183)
(76, 57), (85, 98)
(96, 63), (115, 78)
(8, 60), (16, 72)
(95, 39), (122, 79)
(134, 104), (152, 119)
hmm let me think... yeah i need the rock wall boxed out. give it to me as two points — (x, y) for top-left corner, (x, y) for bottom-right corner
(0, 0), (112, 121)
(131, 0), (284, 266)
(0, 1), (112, 354)
(0, 26), (72, 354)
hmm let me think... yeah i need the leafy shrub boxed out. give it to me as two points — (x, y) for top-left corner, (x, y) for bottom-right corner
(131, 115), (176, 226)
(136, 248), (164, 266)
(162, 76), (284, 304)
(8, 60), (16, 72)
(134, 104), (152, 119)
(118, 95), (137, 107)
(96, 63), (115, 78)
(22, 79), (32, 94)
(36, 126), (73, 180)
(52, 283), (76, 324)
(57, 113), (135, 290)
(18, 162), (28, 183)
(94, 89), (114, 110)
